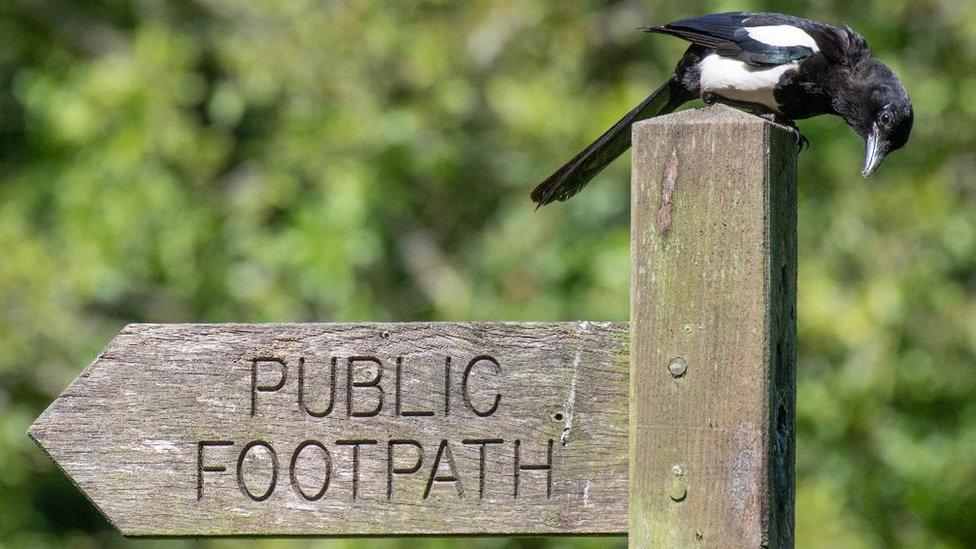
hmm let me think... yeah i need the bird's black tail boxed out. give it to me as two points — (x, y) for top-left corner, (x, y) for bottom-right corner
(531, 76), (691, 207)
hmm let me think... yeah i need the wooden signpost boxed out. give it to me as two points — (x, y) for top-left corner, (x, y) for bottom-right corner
(29, 322), (630, 536)
(29, 105), (798, 546)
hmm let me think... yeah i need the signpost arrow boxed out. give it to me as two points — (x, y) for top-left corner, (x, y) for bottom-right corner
(28, 322), (629, 537)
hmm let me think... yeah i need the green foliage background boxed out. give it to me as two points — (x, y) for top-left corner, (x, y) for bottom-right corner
(1, 0), (974, 547)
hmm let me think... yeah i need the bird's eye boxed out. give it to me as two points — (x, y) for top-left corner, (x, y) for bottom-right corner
(879, 110), (893, 126)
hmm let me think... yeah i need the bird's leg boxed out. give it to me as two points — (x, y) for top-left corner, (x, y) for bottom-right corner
(704, 95), (769, 116)
(769, 115), (809, 150)
(754, 111), (809, 150)
(699, 94), (808, 149)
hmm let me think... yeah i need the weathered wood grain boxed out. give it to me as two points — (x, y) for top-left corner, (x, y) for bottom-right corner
(28, 322), (630, 537)
(629, 105), (798, 547)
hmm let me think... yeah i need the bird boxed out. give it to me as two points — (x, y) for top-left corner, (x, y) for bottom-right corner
(530, 12), (914, 207)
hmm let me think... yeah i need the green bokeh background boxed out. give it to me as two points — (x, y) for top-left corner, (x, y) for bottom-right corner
(2, 0), (974, 547)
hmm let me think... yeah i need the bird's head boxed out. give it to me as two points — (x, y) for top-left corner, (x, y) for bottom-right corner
(837, 58), (914, 177)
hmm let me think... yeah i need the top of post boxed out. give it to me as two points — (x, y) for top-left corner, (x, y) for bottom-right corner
(632, 104), (798, 146)
(635, 103), (778, 128)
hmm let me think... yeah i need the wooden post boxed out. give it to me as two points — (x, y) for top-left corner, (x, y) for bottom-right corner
(629, 105), (798, 547)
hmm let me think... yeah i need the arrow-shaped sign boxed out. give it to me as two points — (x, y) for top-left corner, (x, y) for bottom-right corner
(29, 322), (629, 537)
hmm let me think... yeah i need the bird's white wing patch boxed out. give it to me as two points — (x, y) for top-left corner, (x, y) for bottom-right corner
(744, 25), (820, 51)
(698, 54), (797, 112)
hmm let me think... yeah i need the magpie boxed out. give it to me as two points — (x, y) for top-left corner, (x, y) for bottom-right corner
(531, 12), (914, 207)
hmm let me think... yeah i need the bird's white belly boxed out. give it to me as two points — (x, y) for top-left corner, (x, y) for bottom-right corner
(698, 54), (797, 113)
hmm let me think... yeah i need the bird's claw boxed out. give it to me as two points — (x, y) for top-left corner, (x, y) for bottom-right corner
(774, 117), (808, 151)
(792, 128), (809, 150)
(698, 101), (809, 149)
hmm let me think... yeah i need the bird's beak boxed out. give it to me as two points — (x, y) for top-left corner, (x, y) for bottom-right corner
(861, 124), (890, 177)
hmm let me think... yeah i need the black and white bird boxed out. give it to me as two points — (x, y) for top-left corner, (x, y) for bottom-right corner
(531, 12), (914, 207)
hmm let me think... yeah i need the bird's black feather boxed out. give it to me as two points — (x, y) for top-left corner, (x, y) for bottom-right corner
(815, 24), (870, 64)
(530, 77), (690, 207)
(643, 12), (818, 66)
